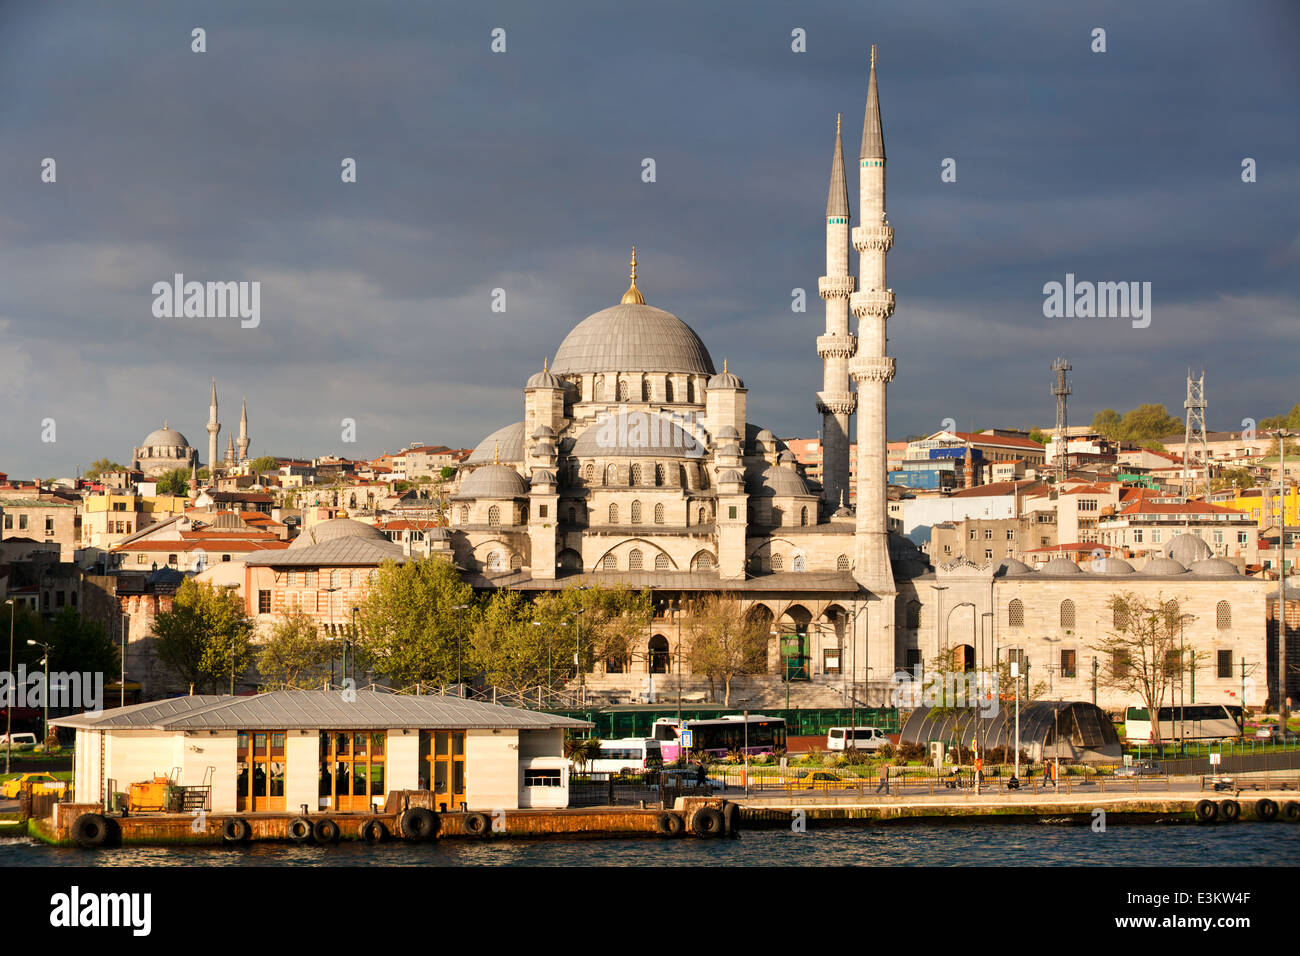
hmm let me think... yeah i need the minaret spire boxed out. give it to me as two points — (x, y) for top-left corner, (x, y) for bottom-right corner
(238, 397), (250, 463)
(861, 45), (885, 161)
(206, 377), (221, 475)
(817, 113), (857, 516)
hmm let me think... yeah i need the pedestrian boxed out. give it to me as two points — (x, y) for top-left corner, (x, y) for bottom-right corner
(876, 763), (890, 794)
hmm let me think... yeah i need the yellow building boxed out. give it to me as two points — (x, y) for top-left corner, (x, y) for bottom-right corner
(80, 493), (189, 549)
(1220, 485), (1300, 530)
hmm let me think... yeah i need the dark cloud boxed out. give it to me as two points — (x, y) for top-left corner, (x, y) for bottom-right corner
(0, 0), (1296, 475)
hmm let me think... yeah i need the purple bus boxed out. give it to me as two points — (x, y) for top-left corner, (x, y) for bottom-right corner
(651, 715), (786, 761)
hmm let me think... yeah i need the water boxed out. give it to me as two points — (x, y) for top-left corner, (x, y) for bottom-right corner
(3, 822), (1297, 867)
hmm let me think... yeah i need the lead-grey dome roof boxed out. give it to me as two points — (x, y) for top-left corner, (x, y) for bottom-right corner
(1142, 557), (1189, 576)
(525, 368), (564, 389)
(550, 303), (715, 376)
(456, 464), (529, 499)
(570, 412), (705, 458)
(749, 464), (812, 498)
(1090, 557), (1136, 575)
(1042, 557), (1082, 574)
(289, 517), (389, 550)
(708, 368), (744, 389)
(1167, 533), (1213, 566)
(141, 425), (190, 448)
(718, 469), (746, 484)
(995, 557), (1033, 576)
(716, 425), (741, 440)
(1189, 557), (1239, 576)
(465, 422), (526, 464)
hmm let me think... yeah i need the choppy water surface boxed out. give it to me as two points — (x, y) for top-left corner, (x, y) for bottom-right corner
(3, 823), (1298, 866)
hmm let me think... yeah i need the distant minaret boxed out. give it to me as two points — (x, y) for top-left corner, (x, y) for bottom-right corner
(238, 397), (250, 463)
(849, 45), (896, 593)
(225, 433), (237, 469)
(817, 112), (857, 515)
(206, 378), (221, 473)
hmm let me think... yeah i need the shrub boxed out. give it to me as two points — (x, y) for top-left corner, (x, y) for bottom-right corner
(877, 741), (896, 759)
(897, 741), (927, 762)
(892, 754), (909, 767)
(842, 747), (873, 765)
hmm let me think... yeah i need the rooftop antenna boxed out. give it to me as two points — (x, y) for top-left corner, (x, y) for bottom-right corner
(1051, 357), (1071, 481)
(1182, 369), (1208, 519)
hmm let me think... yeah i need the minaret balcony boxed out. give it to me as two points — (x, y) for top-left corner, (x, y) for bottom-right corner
(817, 391), (857, 416)
(817, 275), (856, 299)
(850, 289), (895, 320)
(816, 334), (857, 359)
(849, 355), (896, 384)
(852, 223), (894, 253)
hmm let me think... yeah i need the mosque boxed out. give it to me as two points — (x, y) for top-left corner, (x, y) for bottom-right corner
(130, 379), (250, 479)
(436, 49), (1269, 709)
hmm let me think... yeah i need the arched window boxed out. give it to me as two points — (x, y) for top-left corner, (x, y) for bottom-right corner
(771, 506), (784, 526)
(350, 570), (362, 587)
(631, 500), (642, 523)
(800, 506), (809, 527)
(617, 379), (629, 402)
(665, 378), (674, 402)
(487, 505), (500, 527)
(641, 379), (650, 401)
(678, 464), (687, 487)
(1113, 604), (1130, 630)
(606, 464), (618, 485)
(330, 570), (342, 588)
(697, 507), (706, 525)
(655, 464), (665, 486)
(510, 553), (522, 570)
(630, 464), (642, 485)
(698, 469), (708, 490)
(771, 554), (784, 571)
(459, 505), (468, 524)
(368, 569), (379, 583)
(836, 554), (850, 572)
(602, 553), (617, 570)
(792, 554), (806, 572)
(584, 463), (594, 483)
(1008, 599), (1025, 628)
(1217, 600), (1231, 629)
(629, 548), (643, 570)
(654, 503), (665, 524)
(906, 600), (922, 629)
(567, 507), (576, 523)
(654, 553), (669, 571)
(690, 551), (715, 571)
(595, 375), (605, 400)
(687, 379), (695, 403)
(608, 503), (619, 524)
(1060, 599), (1076, 629)
(487, 550), (504, 572)
(649, 635), (670, 674)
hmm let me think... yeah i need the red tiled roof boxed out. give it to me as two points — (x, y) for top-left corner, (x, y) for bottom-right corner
(950, 431), (1046, 450)
(112, 538), (288, 553)
(948, 479), (1039, 498)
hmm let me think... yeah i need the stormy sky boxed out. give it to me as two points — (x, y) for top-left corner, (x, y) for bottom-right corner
(1, 0), (1297, 478)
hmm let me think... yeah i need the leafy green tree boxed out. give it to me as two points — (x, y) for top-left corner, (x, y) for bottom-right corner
(355, 557), (477, 687)
(256, 609), (334, 689)
(151, 580), (254, 693)
(248, 456), (279, 473)
(1027, 428), (1050, 446)
(1261, 403), (1300, 431)
(470, 589), (542, 695)
(1120, 404), (1183, 442)
(1091, 409), (1123, 440)
(154, 467), (192, 496)
(85, 458), (126, 479)
(683, 595), (767, 705)
(439, 465), (456, 480)
(1212, 467), (1254, 492)
(7, 606), (119, 675)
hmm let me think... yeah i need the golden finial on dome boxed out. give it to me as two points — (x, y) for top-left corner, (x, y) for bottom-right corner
(871, 44), (876, 69)
(836, 113), (841, 135)
(620, 247), (646, 305)
(723, 358), (728, 373)
(493, 441), (500, 465)
(543, 356), (548, 372)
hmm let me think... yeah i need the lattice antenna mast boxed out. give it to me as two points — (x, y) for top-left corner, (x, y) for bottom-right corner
(1051, 357), (1071, 480)
(1183, 369), (1208, 505)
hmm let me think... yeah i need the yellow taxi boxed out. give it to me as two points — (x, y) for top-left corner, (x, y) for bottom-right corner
(1, 772), (68, 798)
(788, 769), (862, 791)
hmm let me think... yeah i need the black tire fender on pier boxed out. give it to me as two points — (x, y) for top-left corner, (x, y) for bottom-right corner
(71, 813), (113, 848)
(400, 807), (438, 841)
(1255, 798), (1278, 822)
(1194, 799), (1218, 824)
(288, 817), (314, 843)
(222, 817), (251, 843)
(463, 811), (491, 837)
(722, 801), (741, 835)
(312, 818), (340, 844)
(1283, 801), (1300, 823)
(654, 812), (684, 837)
(690, 806), (725, 837)
(1220, 799), (1240, 822)
(359, 818), (388, 842)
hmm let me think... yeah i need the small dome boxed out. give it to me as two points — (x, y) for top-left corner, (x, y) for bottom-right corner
(1090, 557), (1136, 575)
(1166, 533), (1213, 566)
(777, 450), (796, 464)
(525, 368), (564, 390)
(1142, 557), (1189, 576)
(425, 526), (451, 540)
(1041, 557), (1082, 574)
(465, 422), (526, 464)
(718, 469), (746, 484)
(1189, 557), (1239, 577)
(531, 425), (556, 439)
(749, 464), (811, 498)
(708, 368), (745, 390)
(755, 428), (775, 443)
(716, 425), (741, 440)
(529, 469), (557, 486)
(531, 442), (556, 458)
(456, 464), (529, 499)
(995, 557), (1033, 576)
(716, 442), (742, 458)
(290, 517), (390, 550)
(832, 504), (853, 518)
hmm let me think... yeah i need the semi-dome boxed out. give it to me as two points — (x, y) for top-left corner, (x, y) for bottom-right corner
(550, 303), (715, 376)
(749, 464), (812, 498)
(1090, 557), (1136, 575)
(570, 412), (705, 458)
(456, 464), (529, 498)
(1041, 557), (1082, 574)
(1166, 533), (1213, 566)
(290, 517), (390, 550)
(465, 422), (526, 464)
(1142, 557), (1189, 576)
(995, 557), (1033, 576)
(1189, 557), (1239, 577)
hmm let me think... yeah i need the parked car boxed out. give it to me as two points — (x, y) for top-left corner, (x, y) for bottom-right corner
(0, 733), (38, 748)
(789, 769), (861, 791)
(1, 772), (68, 798)
(1115, 759), (1164, 777)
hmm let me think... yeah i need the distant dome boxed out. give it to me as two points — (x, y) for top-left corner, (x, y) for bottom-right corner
(456, 464), (529, 499)
(290, 517), (389, 550)
(1142, 557), (1189, 576)
(570, 413), (705, 458)
(465, 422), (526, 464)
(1166, 533), (1213, 566)
(716, 443), (742, 458)
(1090, 557), (1136, 575)
(142, 425), (190, 448)
(550, 303), (715, 376)
(995, 557), (1033, 576)
(1189, 557), (1239, 577)
(777, 450), (796, 465)
(1042, 557), (1082, 574)
(425, 527), (451, 540)
(749, 464), (811, 498)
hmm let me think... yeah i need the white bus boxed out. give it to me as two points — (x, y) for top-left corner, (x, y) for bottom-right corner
(1124, 704), (1242, 745)
(827, 727), (890, 751)
(583, 738), (663, 774)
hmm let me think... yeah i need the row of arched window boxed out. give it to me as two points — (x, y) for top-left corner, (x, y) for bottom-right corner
(593, 549), (714, 572)
(1005, 598), (1232, 630)
(577, 462), (708, 490)
(591, 374), (701, 404)
(484, 550), (523, 573)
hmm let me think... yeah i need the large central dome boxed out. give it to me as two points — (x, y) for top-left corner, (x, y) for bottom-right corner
(550, 302), (716, 376)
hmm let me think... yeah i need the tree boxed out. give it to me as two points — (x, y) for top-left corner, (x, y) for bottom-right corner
(1090, 592), (1183, 746)
(1261, 403), (1300, 431)
(1212, 467), (1254, 492)
(470, 589), (543, 695)
(1027, 428), (1050, 446)
(85, 458), (126, 479)
(354, 556), (476, 687)
(256, 609), (334, 689)
(154, 467), (192, 496)
(683, 596), (768, 706)
(1120, 404), (1183, 442)
(439, 465), (456, 481)
(1091, 409), (1122, 440)
(248, 456), (279, 473)
(151, 580), (254, 693)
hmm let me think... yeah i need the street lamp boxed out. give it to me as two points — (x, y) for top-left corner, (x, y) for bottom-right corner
(27, 639), (51, 746)
(4, 599), (14, 774)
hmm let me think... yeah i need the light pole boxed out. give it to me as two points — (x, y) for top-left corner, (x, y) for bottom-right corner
(119, 612), (128, 708)
(451, 604), (469, 694)
(27, 639), (51, 745)
(1275, 428), (1291, 731)
(4, 599), (14, 774)
(674, 598), (683, 730)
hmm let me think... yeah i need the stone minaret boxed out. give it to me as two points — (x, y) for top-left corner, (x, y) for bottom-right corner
(817, 113), (856, 516)
(206, 378), (221, 473)
(238, 397), (250, 462)
(849, 46), (896, 594)
(225, 433), (237, 469)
